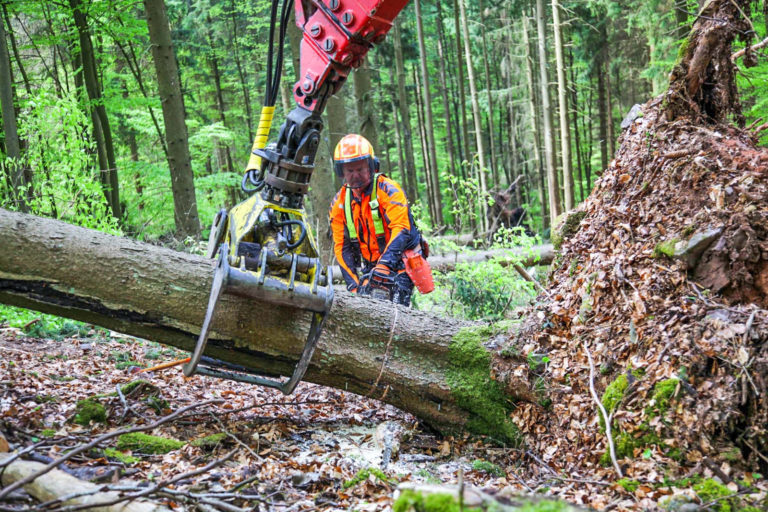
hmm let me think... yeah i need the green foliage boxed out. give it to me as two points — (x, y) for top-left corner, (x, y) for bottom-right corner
(693, 479), (734, 511)
(116, 433), (185, 454)
(72, 399), (107, 426)
(1, 305), (98, 340)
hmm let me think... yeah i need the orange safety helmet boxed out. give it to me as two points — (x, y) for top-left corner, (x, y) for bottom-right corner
(333, 134), (379, 178)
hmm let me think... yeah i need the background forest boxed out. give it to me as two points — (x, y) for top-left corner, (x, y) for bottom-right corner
(2, 0), (766, 248)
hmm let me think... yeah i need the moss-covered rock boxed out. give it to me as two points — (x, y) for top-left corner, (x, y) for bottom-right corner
(471, 459), (505, 477)
(342, 467), (393, 490)
(72, 399), (107, 426)
(447, 326), (520, 445)
(116, 432), (184, 454)
(190, 432), (227, 448)
(653, 239), (679, 259)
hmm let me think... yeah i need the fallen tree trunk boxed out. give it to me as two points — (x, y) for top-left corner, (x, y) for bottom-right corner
(0, 208), (527, 443)
(0, 454), (170, 512)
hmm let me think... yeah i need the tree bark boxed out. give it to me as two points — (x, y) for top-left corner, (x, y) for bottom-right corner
(0, 14), (28, 212)
(552, 0), (573, 211)
(459, 0), (489, 232)
(478, 0), (498, 189)
(522, 15), (548, 230)
(143, 0), (201, 239)
(535, 0), (561, 228)
(392, 20), (418, 203)
(434, 1), (457, 182)
(352, 56), (379, 150)
(70, 0), (121, 220)
(414, 0), (443, 227)
(452, 0), (471, 165)
(0, 208), (528, 442)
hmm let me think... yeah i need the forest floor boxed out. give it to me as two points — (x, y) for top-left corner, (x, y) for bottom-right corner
(0, 327), (608, 512)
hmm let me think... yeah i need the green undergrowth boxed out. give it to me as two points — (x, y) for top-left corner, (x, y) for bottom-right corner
(447, 325), (520, 445)
(116, 432), (184, 454)
(342, 467), (394, 490)
(0, 305), (106, 339)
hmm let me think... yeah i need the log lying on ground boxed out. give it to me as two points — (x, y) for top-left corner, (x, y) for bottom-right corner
(331, 245), (554, 282)
(0, 209), (528, 442)
(0, 454), (170, 512)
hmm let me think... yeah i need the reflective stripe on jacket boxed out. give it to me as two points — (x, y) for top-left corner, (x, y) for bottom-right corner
(329, 174), (420, 290)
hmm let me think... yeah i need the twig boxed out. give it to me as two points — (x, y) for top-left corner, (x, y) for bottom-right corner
(367, 303), (400, 398)
(0, 439), (48, 468)
(581, 339), (623, 478)
(512, 263), (546, 294)
(523, 450), (556, 475)
(209, 414), (263, 462)
(731, 36), (768, 62)
(198, 498), (247, 512)
(0, 399), (224, 501)
(743, 439), (768, 464)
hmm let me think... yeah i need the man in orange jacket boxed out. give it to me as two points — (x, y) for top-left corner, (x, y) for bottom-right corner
(329, 134), (423, 306)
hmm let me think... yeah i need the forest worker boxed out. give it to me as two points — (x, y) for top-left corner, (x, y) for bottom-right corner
(329, 133), (430, 306)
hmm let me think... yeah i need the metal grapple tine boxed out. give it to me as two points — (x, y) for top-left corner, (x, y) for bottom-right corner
(184, 244), (229, 377)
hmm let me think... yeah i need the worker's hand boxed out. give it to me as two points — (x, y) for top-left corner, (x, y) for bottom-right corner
(358, 277), (371, 295)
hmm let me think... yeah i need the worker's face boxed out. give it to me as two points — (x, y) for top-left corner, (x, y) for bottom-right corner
(342, 160), (372, 190)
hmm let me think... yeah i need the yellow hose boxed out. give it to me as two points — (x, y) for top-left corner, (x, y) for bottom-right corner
(246, 105), (276, 171)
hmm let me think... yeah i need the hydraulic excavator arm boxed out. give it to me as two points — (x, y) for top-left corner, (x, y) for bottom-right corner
(184, 0), (410, 394)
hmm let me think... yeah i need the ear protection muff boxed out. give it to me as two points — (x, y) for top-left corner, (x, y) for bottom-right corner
(372, 157), (380, 172)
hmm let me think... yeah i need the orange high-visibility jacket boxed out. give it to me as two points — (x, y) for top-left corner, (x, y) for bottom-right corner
(329, 174), (420, 291)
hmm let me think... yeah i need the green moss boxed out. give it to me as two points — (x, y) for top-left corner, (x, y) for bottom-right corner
(40, 429), (57, 438)
(119, 380), (152, 395)
(116, 432), (184, 454)
(103, 448), (140, 464)
(652, 378), (678, 411)
(693, 479), (733, 512)
(72, 399), (107, 426)
(551, 211), (587, 250)
(191, 432), (227, 448)
(342, 467), (393, 490)
(115, 361), (143, 370)
(600, 374), (628, 430)
(392, 490), (483, 512)
(471, 459), (505, 477)
(617, 478), (640, 493)
(446, 326), (520, 445)
(653, 239), (679, 259)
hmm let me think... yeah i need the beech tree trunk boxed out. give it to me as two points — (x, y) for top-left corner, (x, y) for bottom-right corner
(552, 0), (574, 210)
(0, 208), (530, 442)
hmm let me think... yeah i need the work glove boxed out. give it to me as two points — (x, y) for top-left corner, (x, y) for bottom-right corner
(371, 263), (393, 287)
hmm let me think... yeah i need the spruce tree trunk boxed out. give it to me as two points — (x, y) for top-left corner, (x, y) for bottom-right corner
(206, 21), (235, 176)
(0, 208), (529, 444)
(452, 0), (471, 165)
(569, 51), (584, 202)
(229, 0), (253, 142)
(522, 14), (548, 230)
(352, 56), (379, 150)
(414, 0), (443, 227)
(434, 1), (457, 181)
(478, 0), (498, 189)
(459, 0), (489, 233)
(535, 0), (561, 228)
(143, 0), (201, 239)
(552, 0), (574, 210)
(70, 0), (121, 220)
(0, 15), (27, 213)
(413, 66), (432, 217)
(392, 20), (418, 203)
